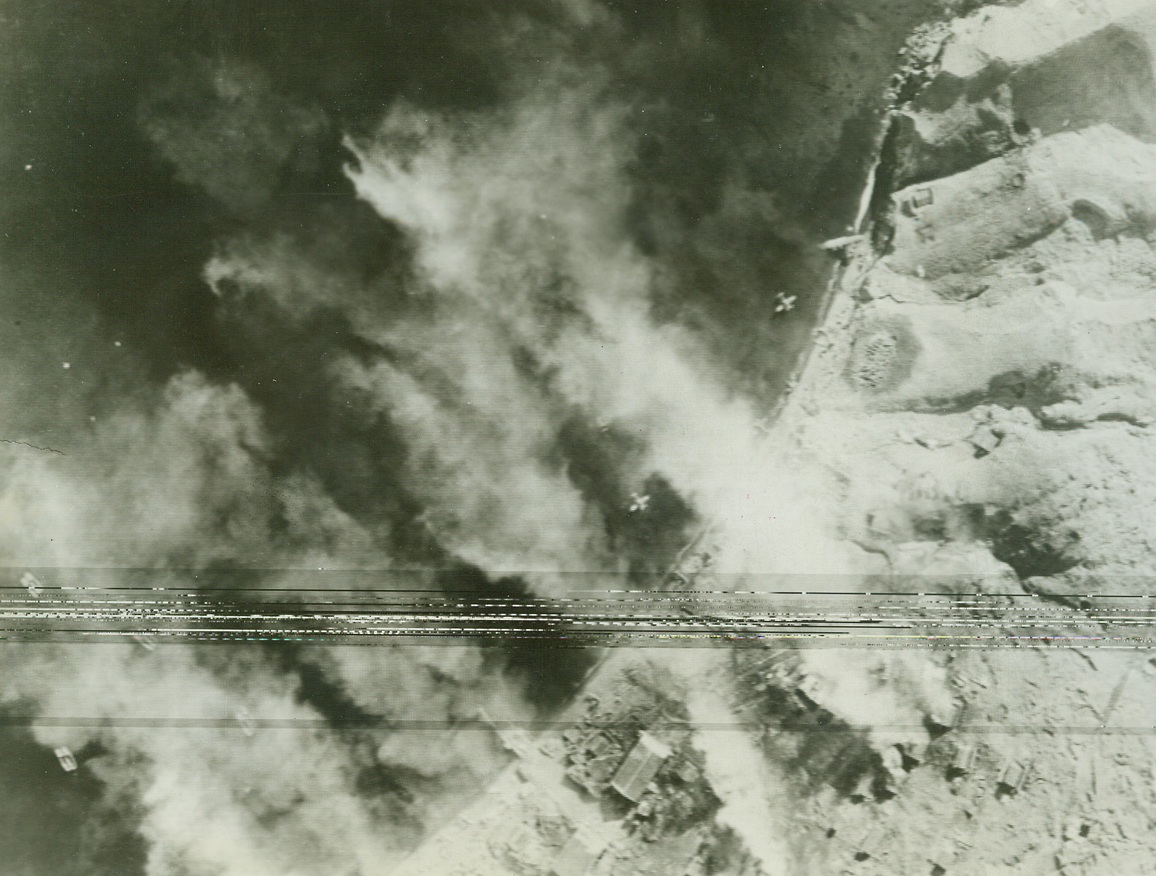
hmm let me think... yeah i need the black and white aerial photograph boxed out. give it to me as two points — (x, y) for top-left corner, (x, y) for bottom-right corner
(5, 1), (1156, 873)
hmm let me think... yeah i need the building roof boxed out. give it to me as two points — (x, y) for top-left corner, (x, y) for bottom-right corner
(610, 731), (672, 802)
(550, 828), (605, 876)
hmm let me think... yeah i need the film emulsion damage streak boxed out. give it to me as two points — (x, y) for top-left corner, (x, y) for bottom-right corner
(5, 0), (1156, 874)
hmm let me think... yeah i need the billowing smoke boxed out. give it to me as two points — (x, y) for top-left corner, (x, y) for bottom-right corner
(205, 59), (864, 591)
(686, 685), (792, 876)
(0, 0), (955, 871)
(0, 373), (376, 572)
(5, 644), (405, 876)
(0, 374), (515, 874)
(795, 648), (957, 756)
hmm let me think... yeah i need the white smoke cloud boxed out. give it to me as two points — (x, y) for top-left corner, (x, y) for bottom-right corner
(0, 371), (514, 873)
(3, 643), (406, 876)
(687, 685), (792, 876)
(332, 66), (860, 586)
(795, 648), (956, 756)
(0, 372), (377, 572)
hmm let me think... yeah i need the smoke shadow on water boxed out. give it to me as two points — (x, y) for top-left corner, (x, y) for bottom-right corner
(0, 712), (148, 876)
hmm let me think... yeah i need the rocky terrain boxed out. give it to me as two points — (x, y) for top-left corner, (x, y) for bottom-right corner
(791, 0), (1156, 603)
(763, 1), (1156, 869)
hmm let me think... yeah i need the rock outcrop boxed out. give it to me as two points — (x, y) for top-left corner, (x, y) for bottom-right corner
(784, 0), (1156, 603)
